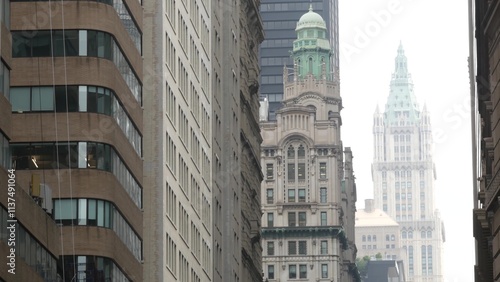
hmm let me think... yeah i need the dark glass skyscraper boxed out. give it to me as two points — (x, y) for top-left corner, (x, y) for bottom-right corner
(259, 0), (339, 120)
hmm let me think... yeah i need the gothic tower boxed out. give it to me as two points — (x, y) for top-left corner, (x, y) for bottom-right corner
(372, 43), (445, 281)
(260, 6), (359, 282)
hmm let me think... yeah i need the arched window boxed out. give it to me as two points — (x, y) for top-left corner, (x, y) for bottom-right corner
(308, 57), (313, 74)
(427, 230), (432, 238)
(408, 230), (413, 239)
(367, 235), (371, 242)
(421, 231), (426, 238)
(362, 235), (366, 242)
(373, 235), (377, 242)
(402, 231), (407, 239)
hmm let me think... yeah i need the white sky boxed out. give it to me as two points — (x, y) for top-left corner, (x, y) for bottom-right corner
(338, 0), (473, 281)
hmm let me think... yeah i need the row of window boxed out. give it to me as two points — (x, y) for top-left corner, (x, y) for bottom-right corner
(267, 240), (329, 256)
(402, 230), (432, 239)
(360, 244), (396, 250)
(54, 198), (142, 261)
(274, 211), (328, 227)
(11, 142), (142, 208)
(61, 255), (129, 282)
(0, 206), (59, 281)
(260, 39), (294, 49)
(12, 30), (142, 104)
(266, 263), (329, 280)
(10, 85), (142, 156)
(265, 187), (328, 204)
(260, 2), (322, 12)
(362, 234), (395, 242)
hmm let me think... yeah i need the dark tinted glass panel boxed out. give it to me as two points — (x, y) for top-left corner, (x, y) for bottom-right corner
(32, 31), (51, 56)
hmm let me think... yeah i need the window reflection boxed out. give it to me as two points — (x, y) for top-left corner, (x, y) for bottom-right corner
(10, 85), (142, 156)
(54, 198), (142, 261)
(12, 30), (142, 104)
(61, 255), (130, 282)
(11, 142), (142, 208)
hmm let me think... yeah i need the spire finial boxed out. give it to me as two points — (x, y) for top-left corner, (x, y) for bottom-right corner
(398, 41), (404, 54)
(309, 3), (313, 12)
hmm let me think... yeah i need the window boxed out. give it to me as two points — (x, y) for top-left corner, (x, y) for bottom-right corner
(320, 212), (327, 226)
(421, 231), (426, 238)
(299, 264), (307, 278)
(408, 230), (413, 239)
(267, 241), (275, 256)
(367, 235), (372, 242)
(297, 163), (305, 180)
(321, 264), (328, 278)
(362, 235), (366, 242)
(288, 189), (296, 202)
(402, 231), (407, 239)
(266, 163), (274, 179)
(373, 235), (377, 241)
(289, 265), (297, 279)
(266, 189), (274, 204)
(288, 163), (295, 180)
(298, 241), (307, 255)
(319, 162), (327, 179)
(268, 265), (275, 279)
(288, 212), (296, 227)
(320, 241), (328, 254)
(298, 189), (306, 202)
(320, 187), (327, 203)
(288, 241), (297, 255)
(298, 212), (306, 226)
(267, 213), (274, 227)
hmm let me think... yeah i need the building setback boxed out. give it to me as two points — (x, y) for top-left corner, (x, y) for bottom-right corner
(259, 0), (339, 120)
(1, 0), (144, 280)
(260, 7), (358, 282)
(470, 0), (500, 281)
(371, 44), (444, 282)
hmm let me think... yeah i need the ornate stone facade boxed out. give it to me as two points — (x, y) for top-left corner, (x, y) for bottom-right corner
(260, 7), (358, 282)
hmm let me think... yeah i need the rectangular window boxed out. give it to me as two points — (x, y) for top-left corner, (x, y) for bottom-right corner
(298, 189), (306, 202)
(288, 241), (297, 255)
(320, 212), (327, 226)
(288, 163), (295, 180)
(297, 163), (305, 180)
(266, 163), (274, 179)
(319, 162), (327, 179)
(289, 265), (297, 279)
(288, 189), (296, 202)
(298, 241), (307, 255)
(266, 189), (274, 204)
(321, 264), (328, 278)
(320, 187), (327, 203)
(298, 212), (306, 226)
(268, 265), (275, 280)
(267, 241), (274, 256)
(320, 240), (328, 254)
(288, 212), (296, 227)
(267, 213), (274, 227)
(299, 264), (307, 278)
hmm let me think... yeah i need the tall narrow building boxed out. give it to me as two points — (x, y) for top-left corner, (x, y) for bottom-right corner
(372, 44), (444, 282)
(260, 7), (358, 282)
(259, 0), (339, 120)
(143, 0), (264, 281)
(470, 0), (500, 281)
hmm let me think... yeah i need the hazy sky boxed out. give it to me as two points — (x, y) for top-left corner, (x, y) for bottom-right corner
(338, 0), (473, 281)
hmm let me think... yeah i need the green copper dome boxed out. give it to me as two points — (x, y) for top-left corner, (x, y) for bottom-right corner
(291, 5), (332, 80)
(296, 5), (326, 30)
